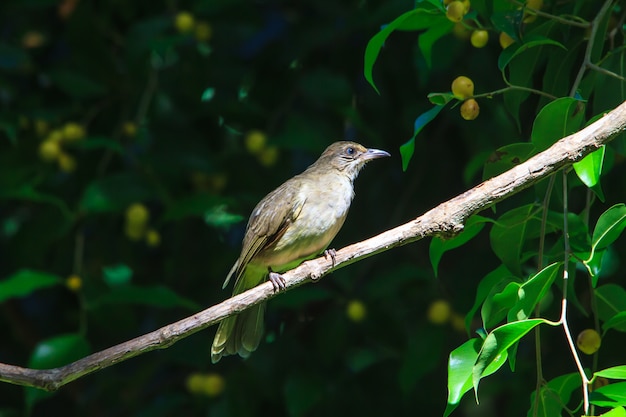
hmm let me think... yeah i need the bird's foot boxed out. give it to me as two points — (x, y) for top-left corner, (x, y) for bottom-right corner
(268, 270), (287, 291)
(324, 248), (337, 268)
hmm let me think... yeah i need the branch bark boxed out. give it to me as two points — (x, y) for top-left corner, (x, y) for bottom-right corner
(2, 100), (626, 391)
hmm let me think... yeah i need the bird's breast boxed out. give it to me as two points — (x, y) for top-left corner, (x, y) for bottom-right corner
(255, 175), (354, 271)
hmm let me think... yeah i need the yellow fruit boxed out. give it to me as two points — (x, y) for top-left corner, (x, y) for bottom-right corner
(346, 300), (367, 322)
(450, 312), (466, 332)
(39, 140), (61, 162)
(245, 130), (267, 154)
(145, 228), (161, 247)
(258, 146), (279, 167)
(195, 21), (213, 42)
(445, 1), (466, 23)
(125, 223), (145, 241)
(186, 373), (225, 397)
(427, 299), (451, 325)
(451, 76), (474, 99)
(523, 0), (543, 23)
(577, 329), (601, 355)
(47, 129), (64, 143)
(499, 32), (515, 49)
(175, 11), (195, 33)
(22, 31), (46, 49)
(461, 0), (471, 13)
(470, 30), (489, 48)
(126, 203), (150, 226)
(202, 373), (225, 397)
(57, 152), (77, 172)
(62, 122), (86, 142)
(35, 119), (49, 136)
(452, 23), (471, 40)
(460, 98), (480, 120)
(66, 274), (82, 291)
(122, 121), (137, 137)
(186, 373), (205, 394)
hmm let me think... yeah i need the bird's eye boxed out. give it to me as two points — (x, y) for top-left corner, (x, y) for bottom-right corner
(346, 147), (355, 155)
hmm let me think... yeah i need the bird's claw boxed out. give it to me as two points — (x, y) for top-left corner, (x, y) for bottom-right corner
(268, 271), (287, 291)
(324, 248), (337, 268)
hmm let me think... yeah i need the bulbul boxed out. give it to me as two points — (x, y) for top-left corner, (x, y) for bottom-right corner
(211, 141), (390, 363)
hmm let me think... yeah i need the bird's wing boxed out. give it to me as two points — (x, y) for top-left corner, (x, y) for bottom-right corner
(222, 180), (306, 289)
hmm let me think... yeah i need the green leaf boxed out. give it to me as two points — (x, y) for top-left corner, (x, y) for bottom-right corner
(26, 333), (91, 409)
(595, 366), (626, 380)
(400, 104), (445, 171)
(591, 204), (626, 253)
(204, 205), (245, 229)
(444, 338), (508, 417)
(507, 263), (560, 322)
(596, 284), (626, 332)
(603, 312), (626, 334)
(69, 136), (126, 154)
(465, 265), (515, 334)
(48, 69), (107, 98)
(87, 285), (200, 311)
(430, 215), (490, 276)
(498, 35), (566, 72)
(590, 382), (626, 407)
(482, 143), (536, 180)
(527, 373), (580, 417)
(163, 194), (233, 222)
(79, 173), (158, 213)
(598, 407), (626, 417)
(103, 264), (133, 286)
(473, 319), (547, 398)
(427, 92), (455, 106)
(482, 280), (519, 329)
(417, 16), (454, 68)
(364, 7), (440, 93)
(573, 145), (605, 188)
(0, 270), (63, 303)
(398, 329), (443, 394)
(489, 204), (537, 275)
(531, 97), (585, 152)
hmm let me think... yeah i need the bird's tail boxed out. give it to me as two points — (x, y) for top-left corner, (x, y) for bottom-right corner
(211, 266), (267, 363)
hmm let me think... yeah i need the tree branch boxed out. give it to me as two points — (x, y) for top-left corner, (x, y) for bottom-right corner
(2, 101), (626, 392)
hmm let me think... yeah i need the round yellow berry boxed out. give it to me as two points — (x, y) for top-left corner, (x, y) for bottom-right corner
(122, 121), (137, 137)
(126, 203), (150, 226)
(47, 129), (64, 143)
(450, 312), (466, 332)
(57, 152), (77, 172)
(461, 0), (471, 13)
(346, 300), (367, 322)
(22, 31), (46, 49)
(202, 373), (225, 397)
(186, 373), (205, 394)
(451, 76), (474, 99)
(39, 140), (61, 162)
(258, 146), (279, 167)
(427, 299), (451, 325)
(523, 0), (543, 23)
(499, 32), (515, 49)
(145, 228), (161, 247)
(460, 98), (480, 120)
(35, 119), (49, 136)
(195, 21), (213, 42)
(452, 23), (471, 40)
(175, 11), (195, 33)
(577, 329), (601, 355)
(66, 274), (82, 292)
(62, 122), (85, 142)
(125, 223), (146, 241)
(245, 130), (267, 154)
(470, 30), (489, 48)
(445, 1), (466, 23)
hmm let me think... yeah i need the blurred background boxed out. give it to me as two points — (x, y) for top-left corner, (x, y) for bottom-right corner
(1, 0), (625, 416)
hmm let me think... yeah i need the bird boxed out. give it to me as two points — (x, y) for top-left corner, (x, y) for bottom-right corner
(211, 141), (390, 363)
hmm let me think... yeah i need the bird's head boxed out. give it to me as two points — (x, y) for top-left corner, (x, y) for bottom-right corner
(310, 141), (390, 181)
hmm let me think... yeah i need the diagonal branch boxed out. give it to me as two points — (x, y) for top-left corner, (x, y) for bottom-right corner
(2, 101), (626, 392)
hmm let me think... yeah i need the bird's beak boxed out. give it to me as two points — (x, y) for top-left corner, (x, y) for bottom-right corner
(362, 148), (391, 161)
